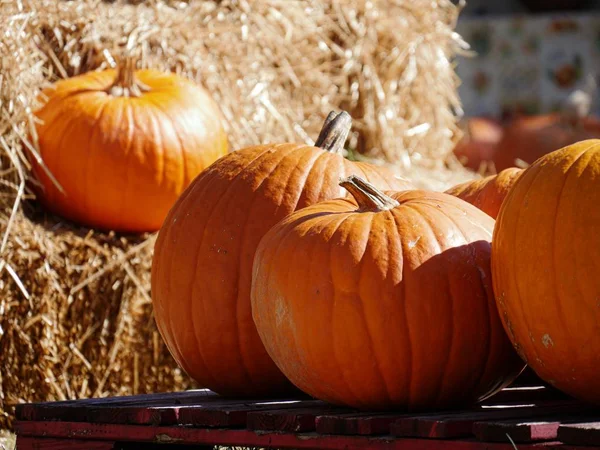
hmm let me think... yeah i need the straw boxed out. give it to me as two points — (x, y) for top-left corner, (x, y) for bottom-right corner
(0, 0), (475, 428)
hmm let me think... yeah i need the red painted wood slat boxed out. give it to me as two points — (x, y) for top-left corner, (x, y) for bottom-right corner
(16, 394), (317, 425)
(14, 420), (587, 450)
(246, 405), (350, 432)
(16, 436), (117, 450)
(473, 419), (563, 443)
(176, 399), (325, 427)
(316, 412), (405, 436)
(391, 401), (586, 439)
(558, 421), (600, 446)
(15, 390), (220, 421)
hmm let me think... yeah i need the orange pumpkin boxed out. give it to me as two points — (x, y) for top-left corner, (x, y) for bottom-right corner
(151, 111), (414, 397)
(493, 112), (600, 172)
(30, 58), (227, 232)
(453, 117), (503, 171)
(251, 175), (524, 410)
(445, 168), (523, 219)
(492, 139), (600, 404)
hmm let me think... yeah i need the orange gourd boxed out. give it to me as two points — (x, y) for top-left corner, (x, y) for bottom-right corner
(493, 92), (600, 172)
(151, 112), (414, 397)
(492, 139), (600, 404)
(453, 117), (503, 171)
(445, 168), (523, 219)
(251, 175), (524, 410)
(31, 58), (227, 232)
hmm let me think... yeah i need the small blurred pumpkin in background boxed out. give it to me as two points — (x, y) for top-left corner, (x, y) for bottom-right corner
(452, 116), (504, 172)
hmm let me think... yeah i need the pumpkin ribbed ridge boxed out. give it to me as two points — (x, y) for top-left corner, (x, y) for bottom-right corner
(251, 188), (524, 409)
(492, 140), (600, 404)
(152, 139), (413, 397)
(32, 68), (227, 232)
(445, 168), (523, 219)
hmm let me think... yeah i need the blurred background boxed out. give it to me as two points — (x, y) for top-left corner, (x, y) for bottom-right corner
(455, 0), (600, 119)
(449, 0), (600, 173)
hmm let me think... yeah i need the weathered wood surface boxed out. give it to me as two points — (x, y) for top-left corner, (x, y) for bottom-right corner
(14, 384), (600, 449)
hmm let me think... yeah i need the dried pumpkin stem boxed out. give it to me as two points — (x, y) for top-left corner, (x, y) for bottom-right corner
(314, 111), (352, 154)
(340, 174), (399, 212)
(107, 57), (150, 98)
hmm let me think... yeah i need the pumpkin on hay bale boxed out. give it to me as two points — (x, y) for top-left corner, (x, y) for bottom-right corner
(1, 0), (467, 428)
(30, 56), (228, 232)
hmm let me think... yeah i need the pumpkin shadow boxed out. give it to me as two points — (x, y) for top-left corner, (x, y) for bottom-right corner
(20, 198), (153, 243)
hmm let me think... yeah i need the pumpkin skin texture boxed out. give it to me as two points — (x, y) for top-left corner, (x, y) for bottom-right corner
(31, 58), (227, 232)
(251, 176), (524, 410)
(151, 112), (414, 397)
(453, 117), (503, 171)
(492, 139), (600, 404)
(493, 113), (600, 171)
(445, 168), (523, 219)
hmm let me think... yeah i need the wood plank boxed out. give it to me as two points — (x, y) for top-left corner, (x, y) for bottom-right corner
(316, 411), (408, 436)
(176, 398), (326, 427)
(83, 406), (176, 426)
(558, 421), (600, 446)
(473, 418), (563, 443)
(15, 436), (213, 450)
(391, 401), (587, 439)
(15, 436), (117, 450)
(247, 405), (351, 432)
(116, 444), (213, 450)
(315, 405), (499, 437)
(18, 389), (216, 408)
(14, 420), (584, 450)
(15, 390), (220, 421)
(81, 396), (308, 426)
(14, 385), (564, 425)
(16, 394), (306, 424)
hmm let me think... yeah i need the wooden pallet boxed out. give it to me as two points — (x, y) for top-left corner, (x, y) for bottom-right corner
(14, 384), (600, 449)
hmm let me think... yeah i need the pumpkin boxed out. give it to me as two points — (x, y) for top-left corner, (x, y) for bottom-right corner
(492, 139), (600, 404)
(453, 117), (503, 171)
(493, 91), (600, 171)
(30, 57), (227, 232)
(151, 111), (414, 397)
(251, 175), (524, 410)
(445, 168), (523, 219)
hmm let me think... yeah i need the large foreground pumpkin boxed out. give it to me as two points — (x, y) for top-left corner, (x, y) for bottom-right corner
(445, 168), (523, 218)
(31, 58), (227, 232)
(492, 139), (600, 403)
(251, 175), (524, 410)
(151, 112), (413, 397)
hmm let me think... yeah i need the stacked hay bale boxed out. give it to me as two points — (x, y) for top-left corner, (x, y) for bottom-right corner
(0, 0), (470, 427)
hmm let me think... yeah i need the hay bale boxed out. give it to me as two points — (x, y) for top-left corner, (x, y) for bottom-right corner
(0, 213), (191, 427)
(0, 0), (471, 428)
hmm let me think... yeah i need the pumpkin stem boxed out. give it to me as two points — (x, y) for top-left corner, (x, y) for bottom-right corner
(315, 111), (352, 154)
(107, 57), (150, 98)
(340, 175), (399, 212)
